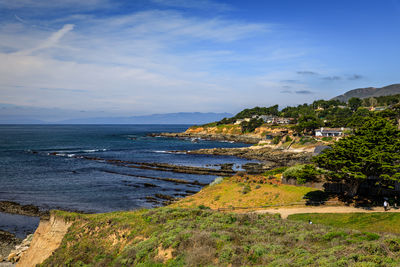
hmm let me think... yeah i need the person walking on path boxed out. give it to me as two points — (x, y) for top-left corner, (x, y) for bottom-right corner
(384, 200), (389, 211)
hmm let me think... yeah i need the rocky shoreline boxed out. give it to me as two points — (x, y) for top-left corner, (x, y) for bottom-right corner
(0, 230), (20, 263)
(149, 132), (263, 144)
(0, 201), (48, 218)
(185, 146), (312, 167)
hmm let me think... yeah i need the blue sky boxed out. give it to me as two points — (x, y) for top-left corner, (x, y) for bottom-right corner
(0, 0), (399, 119)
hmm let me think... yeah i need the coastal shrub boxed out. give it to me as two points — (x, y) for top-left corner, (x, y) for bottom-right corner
(283, 164), (320, 184)
(271, 135), (282, 145)
(241, 184), (251, 194)
(263, 167), (287, 176)
(285, 136), (292, 142)
(210, 177), (224, 186)
(299, 136), (317, 145)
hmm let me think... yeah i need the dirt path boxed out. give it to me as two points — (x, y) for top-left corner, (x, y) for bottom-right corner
(255, 206), (400, 219)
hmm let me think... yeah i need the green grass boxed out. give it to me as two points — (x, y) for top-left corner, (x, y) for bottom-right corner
(289, 212), (400, 234)
(42, 207), (400, 266)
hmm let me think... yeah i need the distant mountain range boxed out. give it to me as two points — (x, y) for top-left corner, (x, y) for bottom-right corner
(332, 84), (400, 102)
(56, 112), (233, 124)
(0, 110), (232, 124)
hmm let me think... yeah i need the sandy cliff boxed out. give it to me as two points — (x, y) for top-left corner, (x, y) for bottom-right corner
(17, 214), (71, 267)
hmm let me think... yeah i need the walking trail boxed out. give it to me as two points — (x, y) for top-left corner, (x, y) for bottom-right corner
(255, 206), (400, 219)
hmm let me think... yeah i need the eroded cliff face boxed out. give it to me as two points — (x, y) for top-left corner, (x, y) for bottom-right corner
(185, 125), (242, 135)
(17, 215), (71, 267)
(186, 125), (293, 139)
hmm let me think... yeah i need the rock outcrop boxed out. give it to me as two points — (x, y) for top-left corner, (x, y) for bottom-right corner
(187, 146), (312, 167)
(152, 132), (263, 144)
(0, 202), (48, 218)
(0, 231), (20, 263)
(6, 234), (33, 264)
(17, 215), (72, 267)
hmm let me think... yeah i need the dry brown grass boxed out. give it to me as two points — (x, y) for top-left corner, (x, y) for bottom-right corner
(172, 176), (317, 211)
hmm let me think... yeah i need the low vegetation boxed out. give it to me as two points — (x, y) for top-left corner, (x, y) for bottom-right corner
(289, 212), (400, 235)
(282, 164), (321, 184)
(41, 208), (400, 266)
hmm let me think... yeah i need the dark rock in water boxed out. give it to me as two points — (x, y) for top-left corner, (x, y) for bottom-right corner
(173, 193), (188, 197)
(0, 230), (21, 261)
(143, 183), (158, 188)
(219, 163), (234, 172)
(0, 201), (48, 218)
(185, 190), (198, 194)
(155, 194), (177, 201)
(145, 196), (159, 204)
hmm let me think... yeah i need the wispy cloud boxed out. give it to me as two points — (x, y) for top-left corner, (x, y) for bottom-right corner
(150, 0), (232, 11)
(13, 24), (74, 56)
(0, 0), (110, 9)
(297, 71), (318, 75)
(348, 74), (363, 80)
(295, 90), (313, 94)
(323, 76), (341, 81)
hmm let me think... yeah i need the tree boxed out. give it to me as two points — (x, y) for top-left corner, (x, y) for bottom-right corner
(369, 97), (378, 107)
(241, 118), (263, 133)
(348, 97), (362, 111)
(313, 117), (400, 197)
(294, 115), (323, 134)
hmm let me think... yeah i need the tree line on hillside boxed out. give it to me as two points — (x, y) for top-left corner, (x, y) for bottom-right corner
(208, 94), (400, 134)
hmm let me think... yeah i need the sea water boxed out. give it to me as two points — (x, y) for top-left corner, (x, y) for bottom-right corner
(0, 124), (256, 213)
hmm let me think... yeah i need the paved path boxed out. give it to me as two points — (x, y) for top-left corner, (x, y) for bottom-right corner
(255, 206), (400, 219)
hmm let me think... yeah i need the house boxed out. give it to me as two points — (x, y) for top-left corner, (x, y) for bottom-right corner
(252, 115), (275, 123)
(272, 117), (294, 124)
(369, 106), (387, 111)
(234, 118), (251, 125)
(250, 115), (294, 124)
(315, 127), (349, 137)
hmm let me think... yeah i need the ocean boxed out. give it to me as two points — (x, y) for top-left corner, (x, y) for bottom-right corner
(0, 124), (255, 214)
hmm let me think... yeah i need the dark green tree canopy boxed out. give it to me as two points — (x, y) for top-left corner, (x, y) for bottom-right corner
(348, 97), (362, 111)
(313, 117), (400, 196)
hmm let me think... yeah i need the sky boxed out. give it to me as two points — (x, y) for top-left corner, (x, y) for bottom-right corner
(0, 0), (399, 120)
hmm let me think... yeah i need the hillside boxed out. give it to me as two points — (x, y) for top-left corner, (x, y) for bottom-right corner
(332, 83), (400, 102)
(22, 208), (400, 266)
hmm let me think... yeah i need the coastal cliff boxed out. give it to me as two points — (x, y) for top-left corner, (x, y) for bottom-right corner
(17, 214), (71, 267)
(154, 124), (294, 144)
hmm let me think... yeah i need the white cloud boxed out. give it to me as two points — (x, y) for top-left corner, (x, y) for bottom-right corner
(0, 0), (110, 9)
(13, 24), (74, 55)
(150, 0), (232, 11)
(0, 5), (320, 117)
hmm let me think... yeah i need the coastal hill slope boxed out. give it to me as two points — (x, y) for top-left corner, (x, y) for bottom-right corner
(332, 83), (400, 102)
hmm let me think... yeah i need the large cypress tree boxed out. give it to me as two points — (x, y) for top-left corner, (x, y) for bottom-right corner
(313, 117), (400, 196)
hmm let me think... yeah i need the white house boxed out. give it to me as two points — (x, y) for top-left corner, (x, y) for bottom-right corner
(234, 118), (251, 125)
(315, 127), (349, 137)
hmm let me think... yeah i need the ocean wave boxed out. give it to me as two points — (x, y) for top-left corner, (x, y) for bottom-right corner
(41, 148), (107, 154)
(154, 150), (186, 154)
